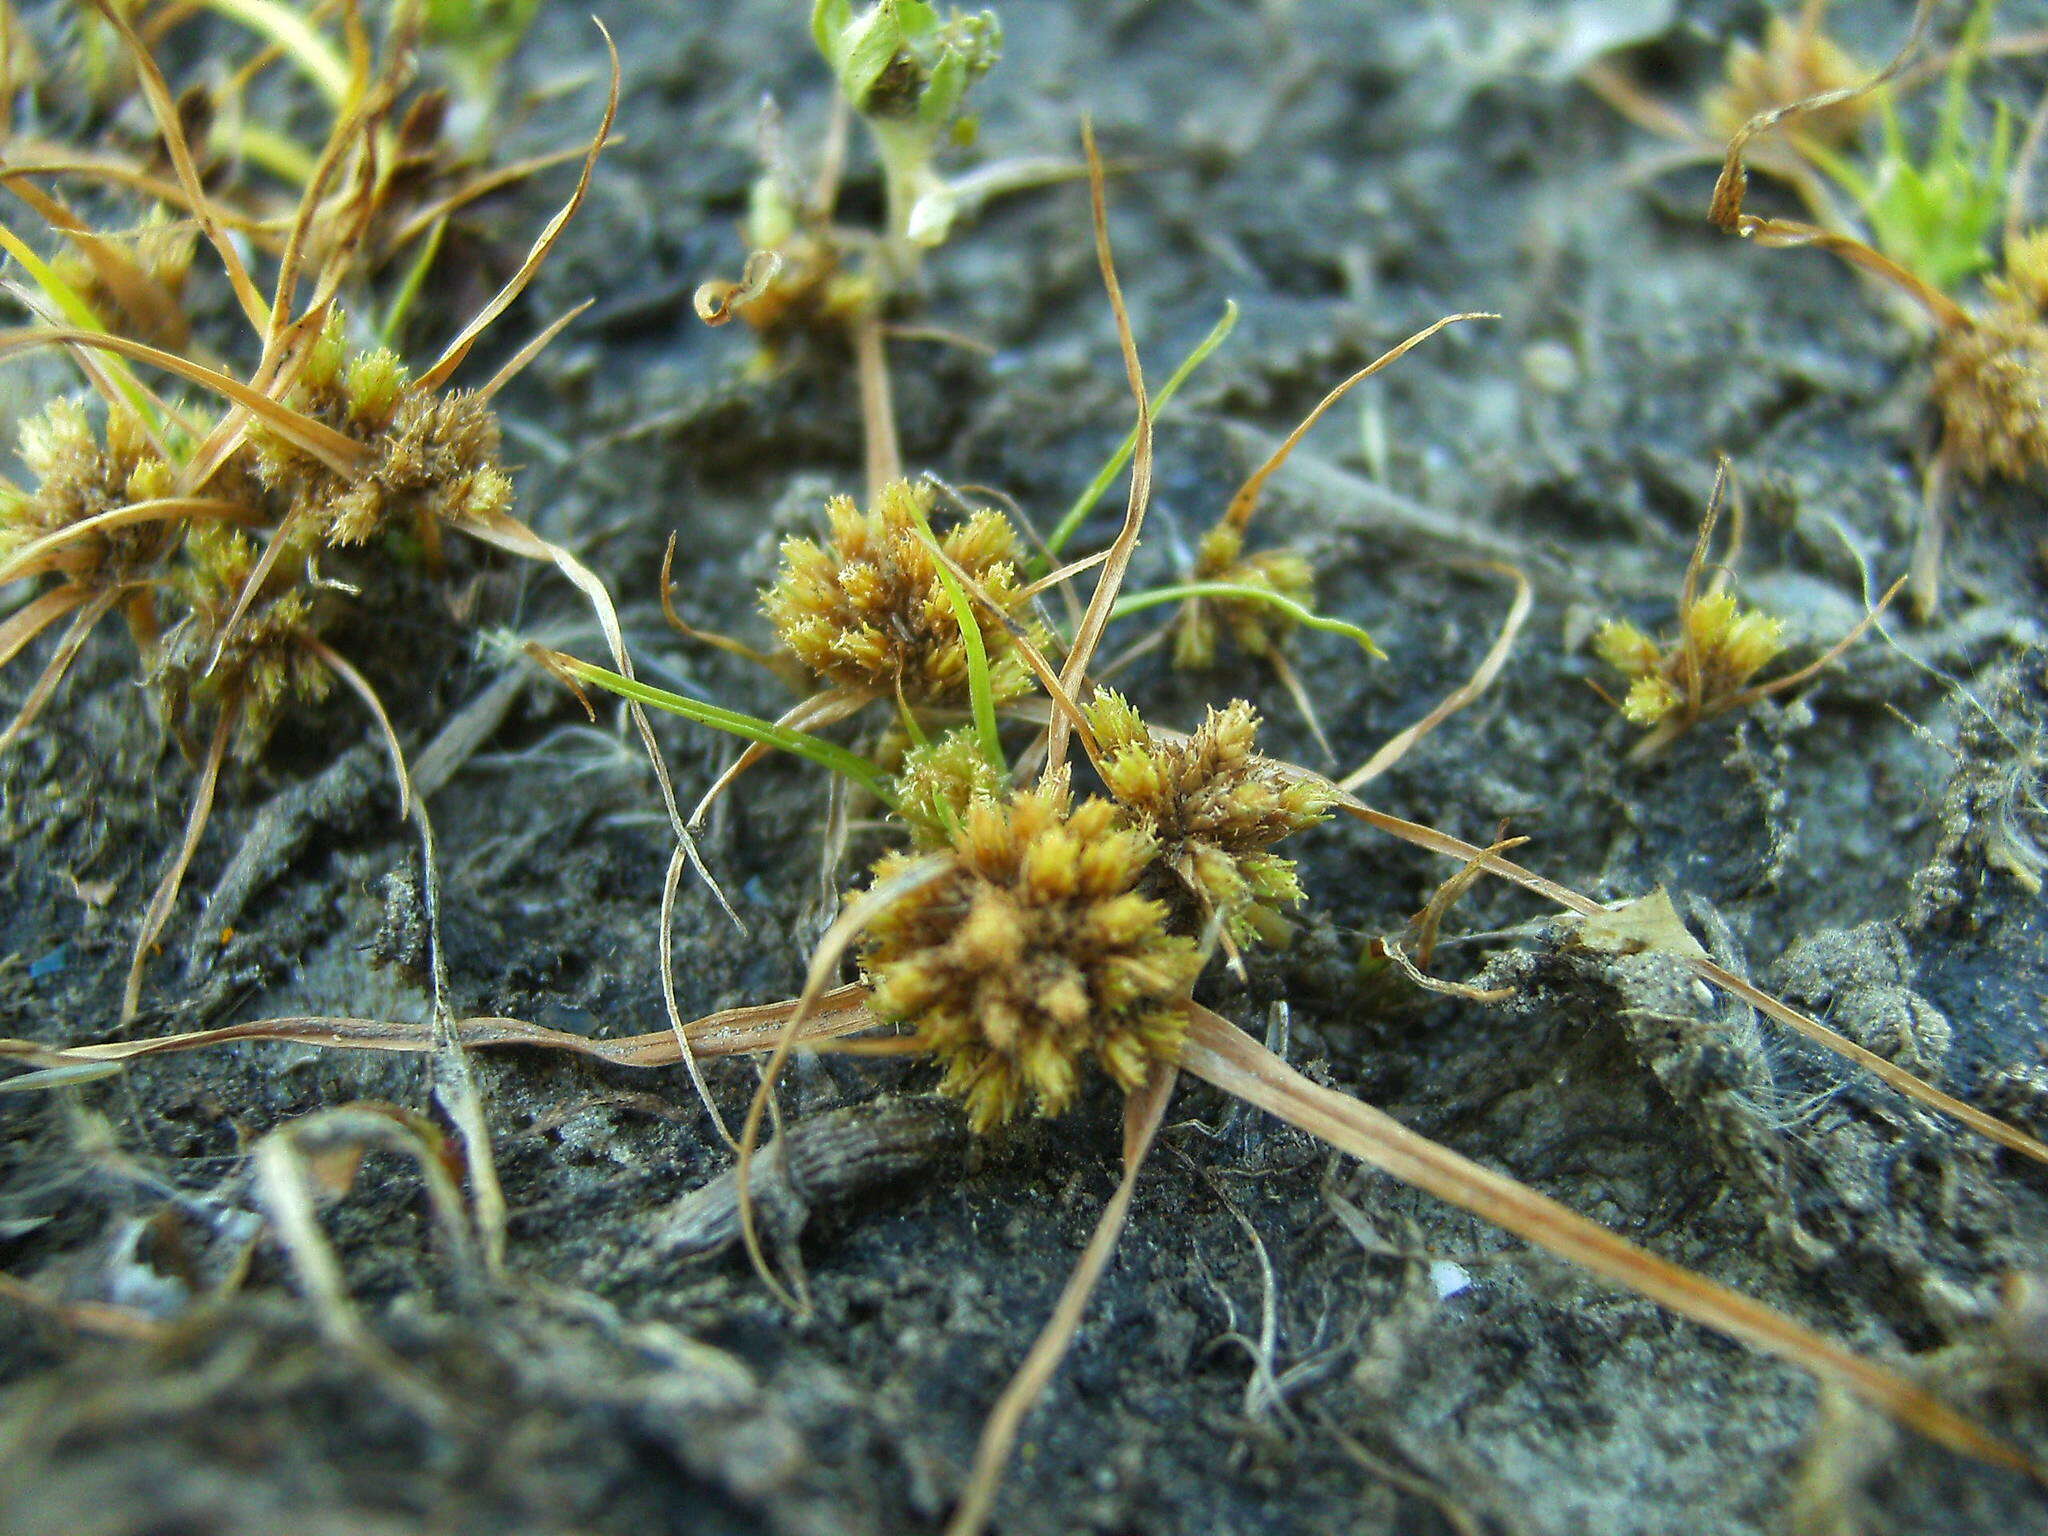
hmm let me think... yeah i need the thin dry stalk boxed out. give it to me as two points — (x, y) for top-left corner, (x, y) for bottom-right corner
(0, 985), (883, 1076)
(123, 706), (234, 1020)
(945, 1059), (1178, 1536)
(1048, 122), (1150, 776)
(1340, 562), (1532, 792)
(251, 1102), (471, 1419)
(0, 586), (121, 750)
(1219, 312), (1494, 535)
(660, 840), (737, 1148)
(733, 858), (948, 1310)
(415, 23), (619, 393)
(1708, 0), (1968, 330)
(854, 308), (903, 504)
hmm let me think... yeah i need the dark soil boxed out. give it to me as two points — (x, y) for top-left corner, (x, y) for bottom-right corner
(5, 2), (2048, 1533)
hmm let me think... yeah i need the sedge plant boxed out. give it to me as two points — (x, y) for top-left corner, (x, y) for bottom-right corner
(11, 52), (2048, 1536)
(1590, 461), (1904, 758)
(1710, 0), (2048, 614)
(0, 5), (691, 1020)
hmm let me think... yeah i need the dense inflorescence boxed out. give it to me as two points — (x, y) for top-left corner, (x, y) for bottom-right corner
(1594, 590), (1786, 728)
(861, 777), (1203, 1132)
(763, 478), (1044, 706)
(254, 315), (513, 545)
(1087, 690), (1331, 945)
(1933, 235), (2048, 483)
(5, 399), (175, 570)
(1172, 522), (1314, 670)
(157, 521), (331, 759)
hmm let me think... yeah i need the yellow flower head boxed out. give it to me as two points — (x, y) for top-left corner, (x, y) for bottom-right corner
(862, 779), (1200, 1132)
(764, 478), (1043, 706)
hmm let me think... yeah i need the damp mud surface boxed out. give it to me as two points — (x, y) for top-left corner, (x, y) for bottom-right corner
(5, 3), (2048, 1533)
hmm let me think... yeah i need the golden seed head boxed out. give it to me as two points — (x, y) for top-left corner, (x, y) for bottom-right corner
(763, 479), (1043, 706)
(861, 780), (1200, 1132)
(894, 727), (1005, 847)
(1621, 673), (1682, 727)
(1592, 619), (1659, 679)
(1086, 689), (1330, 945)
(164, 523), (330, 758)
(255, 314), (511, 546)
(1704, 16), (1868, 147)
(1596, 592), (1784, 730)
(5, 398), (174, 571)
(1174, 522), (1315, 670)
(1934, 304), (2048, 481)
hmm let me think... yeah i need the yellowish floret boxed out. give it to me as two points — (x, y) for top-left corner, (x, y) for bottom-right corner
(861, 779), (1201, 1132)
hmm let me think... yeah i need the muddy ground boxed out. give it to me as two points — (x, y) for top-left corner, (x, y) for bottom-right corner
(4, 1), (2048, 1532)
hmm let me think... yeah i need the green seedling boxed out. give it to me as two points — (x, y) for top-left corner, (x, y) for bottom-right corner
(1800, 0), (2010, 295)
(811, 0), (1001, 277)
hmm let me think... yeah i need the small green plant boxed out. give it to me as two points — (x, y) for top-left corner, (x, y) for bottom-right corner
(812, 0), (1001, 276)
(1799, 0), (2009, 295)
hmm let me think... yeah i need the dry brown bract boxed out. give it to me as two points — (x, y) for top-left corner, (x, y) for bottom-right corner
(862, 778), (1201, 1132)
(764, 477), (1043, 708)
(1087, 689), (1332, 945)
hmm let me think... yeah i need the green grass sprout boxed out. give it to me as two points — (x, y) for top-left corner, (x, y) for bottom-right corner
(1041, 299), (1238, 564)
(539, 649), (899, 808)
(1109, 579), (1385, 660)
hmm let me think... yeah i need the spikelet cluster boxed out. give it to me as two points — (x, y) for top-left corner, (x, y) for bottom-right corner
(763, 479), (1042, 706)
(861, 778), (1201, 1132)
(1594, 590), (1786, 728)
(255, 314), (513, 545)
(1704, 16), (1868, 147)
(893, 726), (1005, 847)
(160, 522), (330, 758)
(4, 399), (175, 570)
(1087, 690), (1332, 944)
(1935, 235), (2048, 483)
(1174, 522), (1314, 670)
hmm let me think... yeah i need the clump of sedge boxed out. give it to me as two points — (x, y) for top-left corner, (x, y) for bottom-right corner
(1708, 0), (2048, 612)
(862, 775), (1201, 1132)
(253, 313), (513, 548)
(1086, 689), (1331, 946)
(764, 477), (1043, 707)
(1591, 466), (1895, 759)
